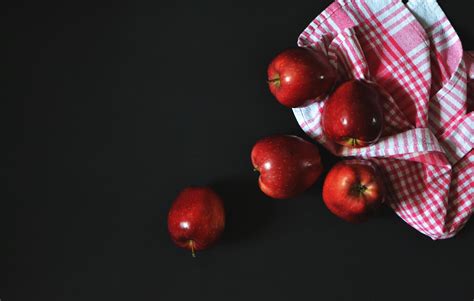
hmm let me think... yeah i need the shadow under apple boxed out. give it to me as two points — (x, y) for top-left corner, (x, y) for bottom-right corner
(211, 176), (276, 245)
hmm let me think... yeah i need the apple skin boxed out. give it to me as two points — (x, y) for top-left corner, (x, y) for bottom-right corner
(168, 187), (225, 255)
(251, 135), (323, 199)
(267, 47), (337, 108)
(322, 79), (384, 147)
(322, 160), (384, 223)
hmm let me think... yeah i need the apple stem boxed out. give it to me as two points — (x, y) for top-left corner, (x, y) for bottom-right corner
(358, 185), (368, 194)
(189, 240), (196, 258)
(351, 184), (368, 195)
(267, 77), (281, 88)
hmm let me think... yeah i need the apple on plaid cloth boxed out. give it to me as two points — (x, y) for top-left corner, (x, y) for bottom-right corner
(292, 0), (473, 239)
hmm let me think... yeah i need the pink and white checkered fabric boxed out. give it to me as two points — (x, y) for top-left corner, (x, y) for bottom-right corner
(293, 0), (473, 239)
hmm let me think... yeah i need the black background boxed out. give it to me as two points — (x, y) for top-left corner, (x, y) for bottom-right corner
(3, 1), (474, 300)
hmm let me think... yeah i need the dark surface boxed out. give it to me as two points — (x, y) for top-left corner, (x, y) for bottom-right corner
(2, 1), (473, 300)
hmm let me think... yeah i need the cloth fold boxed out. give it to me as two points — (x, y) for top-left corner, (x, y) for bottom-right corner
(293, 0), (473, 239)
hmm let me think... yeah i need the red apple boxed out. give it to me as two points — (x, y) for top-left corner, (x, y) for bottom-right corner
(322, 160), (384, 223)
(322, 79), (384, 147)
(267, 47), (337, 108)
(168, 187), (225, 256)
(251, 135), (323, 199)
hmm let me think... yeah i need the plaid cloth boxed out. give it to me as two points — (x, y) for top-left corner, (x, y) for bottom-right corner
(293, 0), (473, 239)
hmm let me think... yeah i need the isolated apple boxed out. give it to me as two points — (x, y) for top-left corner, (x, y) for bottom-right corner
(322, 79), (384, 147)
(267, 47), (337, 108)
(322, 160), (384, 223)
(251, 135), (323, 199)
(168, 187), (225, 256)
